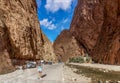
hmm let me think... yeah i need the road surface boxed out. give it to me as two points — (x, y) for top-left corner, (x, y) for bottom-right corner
(0, 63), (65, 83)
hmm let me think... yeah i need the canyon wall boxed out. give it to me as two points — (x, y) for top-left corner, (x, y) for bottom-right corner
(70, 0), (120, 64)
(0, 0), (56, 74)
(91, 0), (120, 64)
(70, 0), (103, 54)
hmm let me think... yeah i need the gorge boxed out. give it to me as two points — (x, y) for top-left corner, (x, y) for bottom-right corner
(0, 0), (120, 75)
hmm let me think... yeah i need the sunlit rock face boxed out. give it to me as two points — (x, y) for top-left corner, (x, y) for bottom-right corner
(0, 0), (56, 74)
(70, 0), (120, 64)
(53, 30), (85, 62)
(91, 0), (120, 64)
(0, 0), (44, 60)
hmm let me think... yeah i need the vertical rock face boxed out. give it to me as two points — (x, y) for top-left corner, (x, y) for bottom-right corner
(53, 30), (85, 62)
(70, 0), (103, 54)
(70, 0), (120, 64)
(91, 0), (120, 64)
(0, 0), (56, 74)
(0, 0), (43, 60)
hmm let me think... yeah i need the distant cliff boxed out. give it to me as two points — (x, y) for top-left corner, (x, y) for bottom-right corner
(0, 0), (56, 74)
(53, 30), (85, 62)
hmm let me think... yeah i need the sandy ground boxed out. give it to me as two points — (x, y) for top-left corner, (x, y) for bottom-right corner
(0, 64), (64, 83)
(0, 63), (93, 83)
(1, 63), (119, 83)
(63, 65), (91, 83)
(70, 63), (120, 71)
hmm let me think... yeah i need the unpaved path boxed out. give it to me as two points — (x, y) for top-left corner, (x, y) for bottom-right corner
(0, 63), (64, 83)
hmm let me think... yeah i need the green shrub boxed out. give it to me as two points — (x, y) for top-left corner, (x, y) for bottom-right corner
(69, 54), (92, 63)
(69, 56), (84, 63)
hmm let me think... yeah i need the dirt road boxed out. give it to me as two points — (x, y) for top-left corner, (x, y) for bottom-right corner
(0, 63), (65, 83)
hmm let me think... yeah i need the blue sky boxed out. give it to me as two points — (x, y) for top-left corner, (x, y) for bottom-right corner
(36, 0), (78, 42)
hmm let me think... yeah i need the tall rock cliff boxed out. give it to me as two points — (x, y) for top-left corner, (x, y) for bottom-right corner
(70, 0), (120, 64)
(53, 30), (85, 62)
(0, 0), (56, 74)
(91, 0), (120, 64)
(70, 0), (103, 54)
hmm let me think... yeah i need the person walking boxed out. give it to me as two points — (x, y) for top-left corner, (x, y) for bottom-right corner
(37, 63), (42, 79)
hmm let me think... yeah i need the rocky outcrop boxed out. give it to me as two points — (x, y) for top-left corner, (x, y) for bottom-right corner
(0, 0), (56, 74)
(91, 0), (120, 64)
(70, 0), (120, 64)
(53, 30), (85, 62)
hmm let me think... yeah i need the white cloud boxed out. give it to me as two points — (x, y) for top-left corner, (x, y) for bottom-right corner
(40, 18), (56, 30)
(36, 0), (41, 8)
(45, 0), (73, 13)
